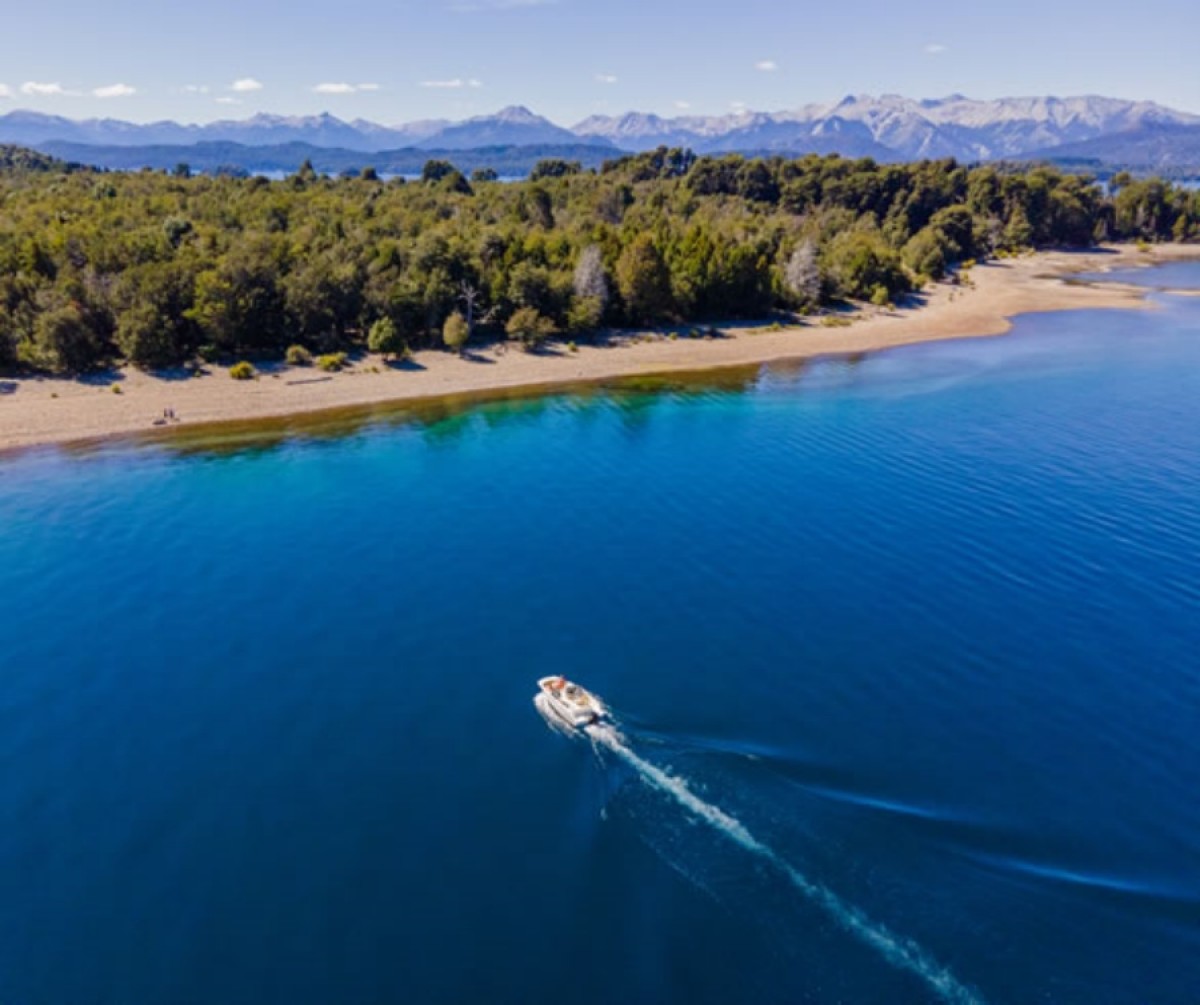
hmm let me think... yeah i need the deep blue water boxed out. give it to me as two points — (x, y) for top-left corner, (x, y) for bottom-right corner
(2, 268), (1200, 1004)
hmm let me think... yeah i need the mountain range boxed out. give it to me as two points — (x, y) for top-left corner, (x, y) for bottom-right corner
(2, 95), (1199, 172)
(0, 105), (602, 154)
(573, 95), (1199, 162)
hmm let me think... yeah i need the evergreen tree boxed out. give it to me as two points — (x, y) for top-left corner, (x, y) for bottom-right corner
(616, 234), (673, 324)
(368, 317), (406, 359)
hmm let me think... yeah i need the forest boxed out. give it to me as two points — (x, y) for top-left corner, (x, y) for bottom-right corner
(1, 144), (1197, 373)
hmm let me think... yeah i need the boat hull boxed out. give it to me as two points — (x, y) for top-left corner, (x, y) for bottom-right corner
(536, 676), (608, 729)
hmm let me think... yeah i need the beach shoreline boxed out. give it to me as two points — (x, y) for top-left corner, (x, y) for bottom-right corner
(2, 243), (1198, 455)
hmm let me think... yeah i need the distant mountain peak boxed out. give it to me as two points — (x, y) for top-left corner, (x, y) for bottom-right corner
(492, 105), (541, 122)
(415, 105), (606, 151)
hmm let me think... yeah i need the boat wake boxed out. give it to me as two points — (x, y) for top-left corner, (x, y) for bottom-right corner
(581, 718), (984, 1005)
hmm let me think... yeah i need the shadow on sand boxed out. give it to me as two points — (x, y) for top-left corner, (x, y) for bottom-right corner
(77, 369), (126, 387)
(148, 365), (207, 383)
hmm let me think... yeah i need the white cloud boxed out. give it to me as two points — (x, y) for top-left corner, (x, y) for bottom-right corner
(674, 100), (691, 110)
(730, 100), (748, 111)
(313, 82), (382, 94)
(216, 96), (241, 105)
(93, 83), (136, 98)
(184, 84), (210, 94)
(924, 43), (947, 54)
(21, 81), (68, 96)
(230, 78), (263, 92)
(0, 83), (12, 99)
(755, 60), (778, 72)
(595, 73), (618, 84)
(420, 78), (482, 89)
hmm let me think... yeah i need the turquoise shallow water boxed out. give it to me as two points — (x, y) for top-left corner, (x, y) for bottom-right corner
(2, 267), (1200, 1004)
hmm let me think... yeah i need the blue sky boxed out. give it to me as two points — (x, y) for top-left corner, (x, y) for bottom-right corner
(1, 0), (1197, 123)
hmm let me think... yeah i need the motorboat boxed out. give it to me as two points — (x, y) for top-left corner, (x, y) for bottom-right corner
(536, 676), (609, 729)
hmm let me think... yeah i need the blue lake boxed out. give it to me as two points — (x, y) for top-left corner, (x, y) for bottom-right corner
(2, 266), (1199, 1003)
(1077, 258), (1200, 290)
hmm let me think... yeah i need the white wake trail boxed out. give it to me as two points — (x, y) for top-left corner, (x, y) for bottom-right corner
(587, 722), (983, 1005)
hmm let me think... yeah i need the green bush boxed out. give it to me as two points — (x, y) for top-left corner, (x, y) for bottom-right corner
(824, 230), (911, 302)
(229, 361), (255, 380)
(566, 295), (605, 334)
(442, 312), (470, 354)
(368, 317), (407, 359)
(285, 344), (312, 366)
(902, 227), (949, 280)
(505, 307), (556, 350)
(316, 352), (348, 372)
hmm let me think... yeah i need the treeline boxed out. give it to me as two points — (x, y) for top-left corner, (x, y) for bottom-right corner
(0, 144), (1197, 373)
(35, 139), (619, 179)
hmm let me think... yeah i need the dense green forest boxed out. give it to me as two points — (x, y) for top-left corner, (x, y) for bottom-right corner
(0, 144), (1197, 373)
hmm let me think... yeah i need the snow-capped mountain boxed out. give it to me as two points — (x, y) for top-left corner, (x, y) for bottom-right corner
(1, 95), (1197, 165)
(571, 111), (759, 149)
(573, 95), (1200, 160)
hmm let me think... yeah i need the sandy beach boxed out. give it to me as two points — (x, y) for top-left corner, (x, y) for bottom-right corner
(2, 244), (1197, 454)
